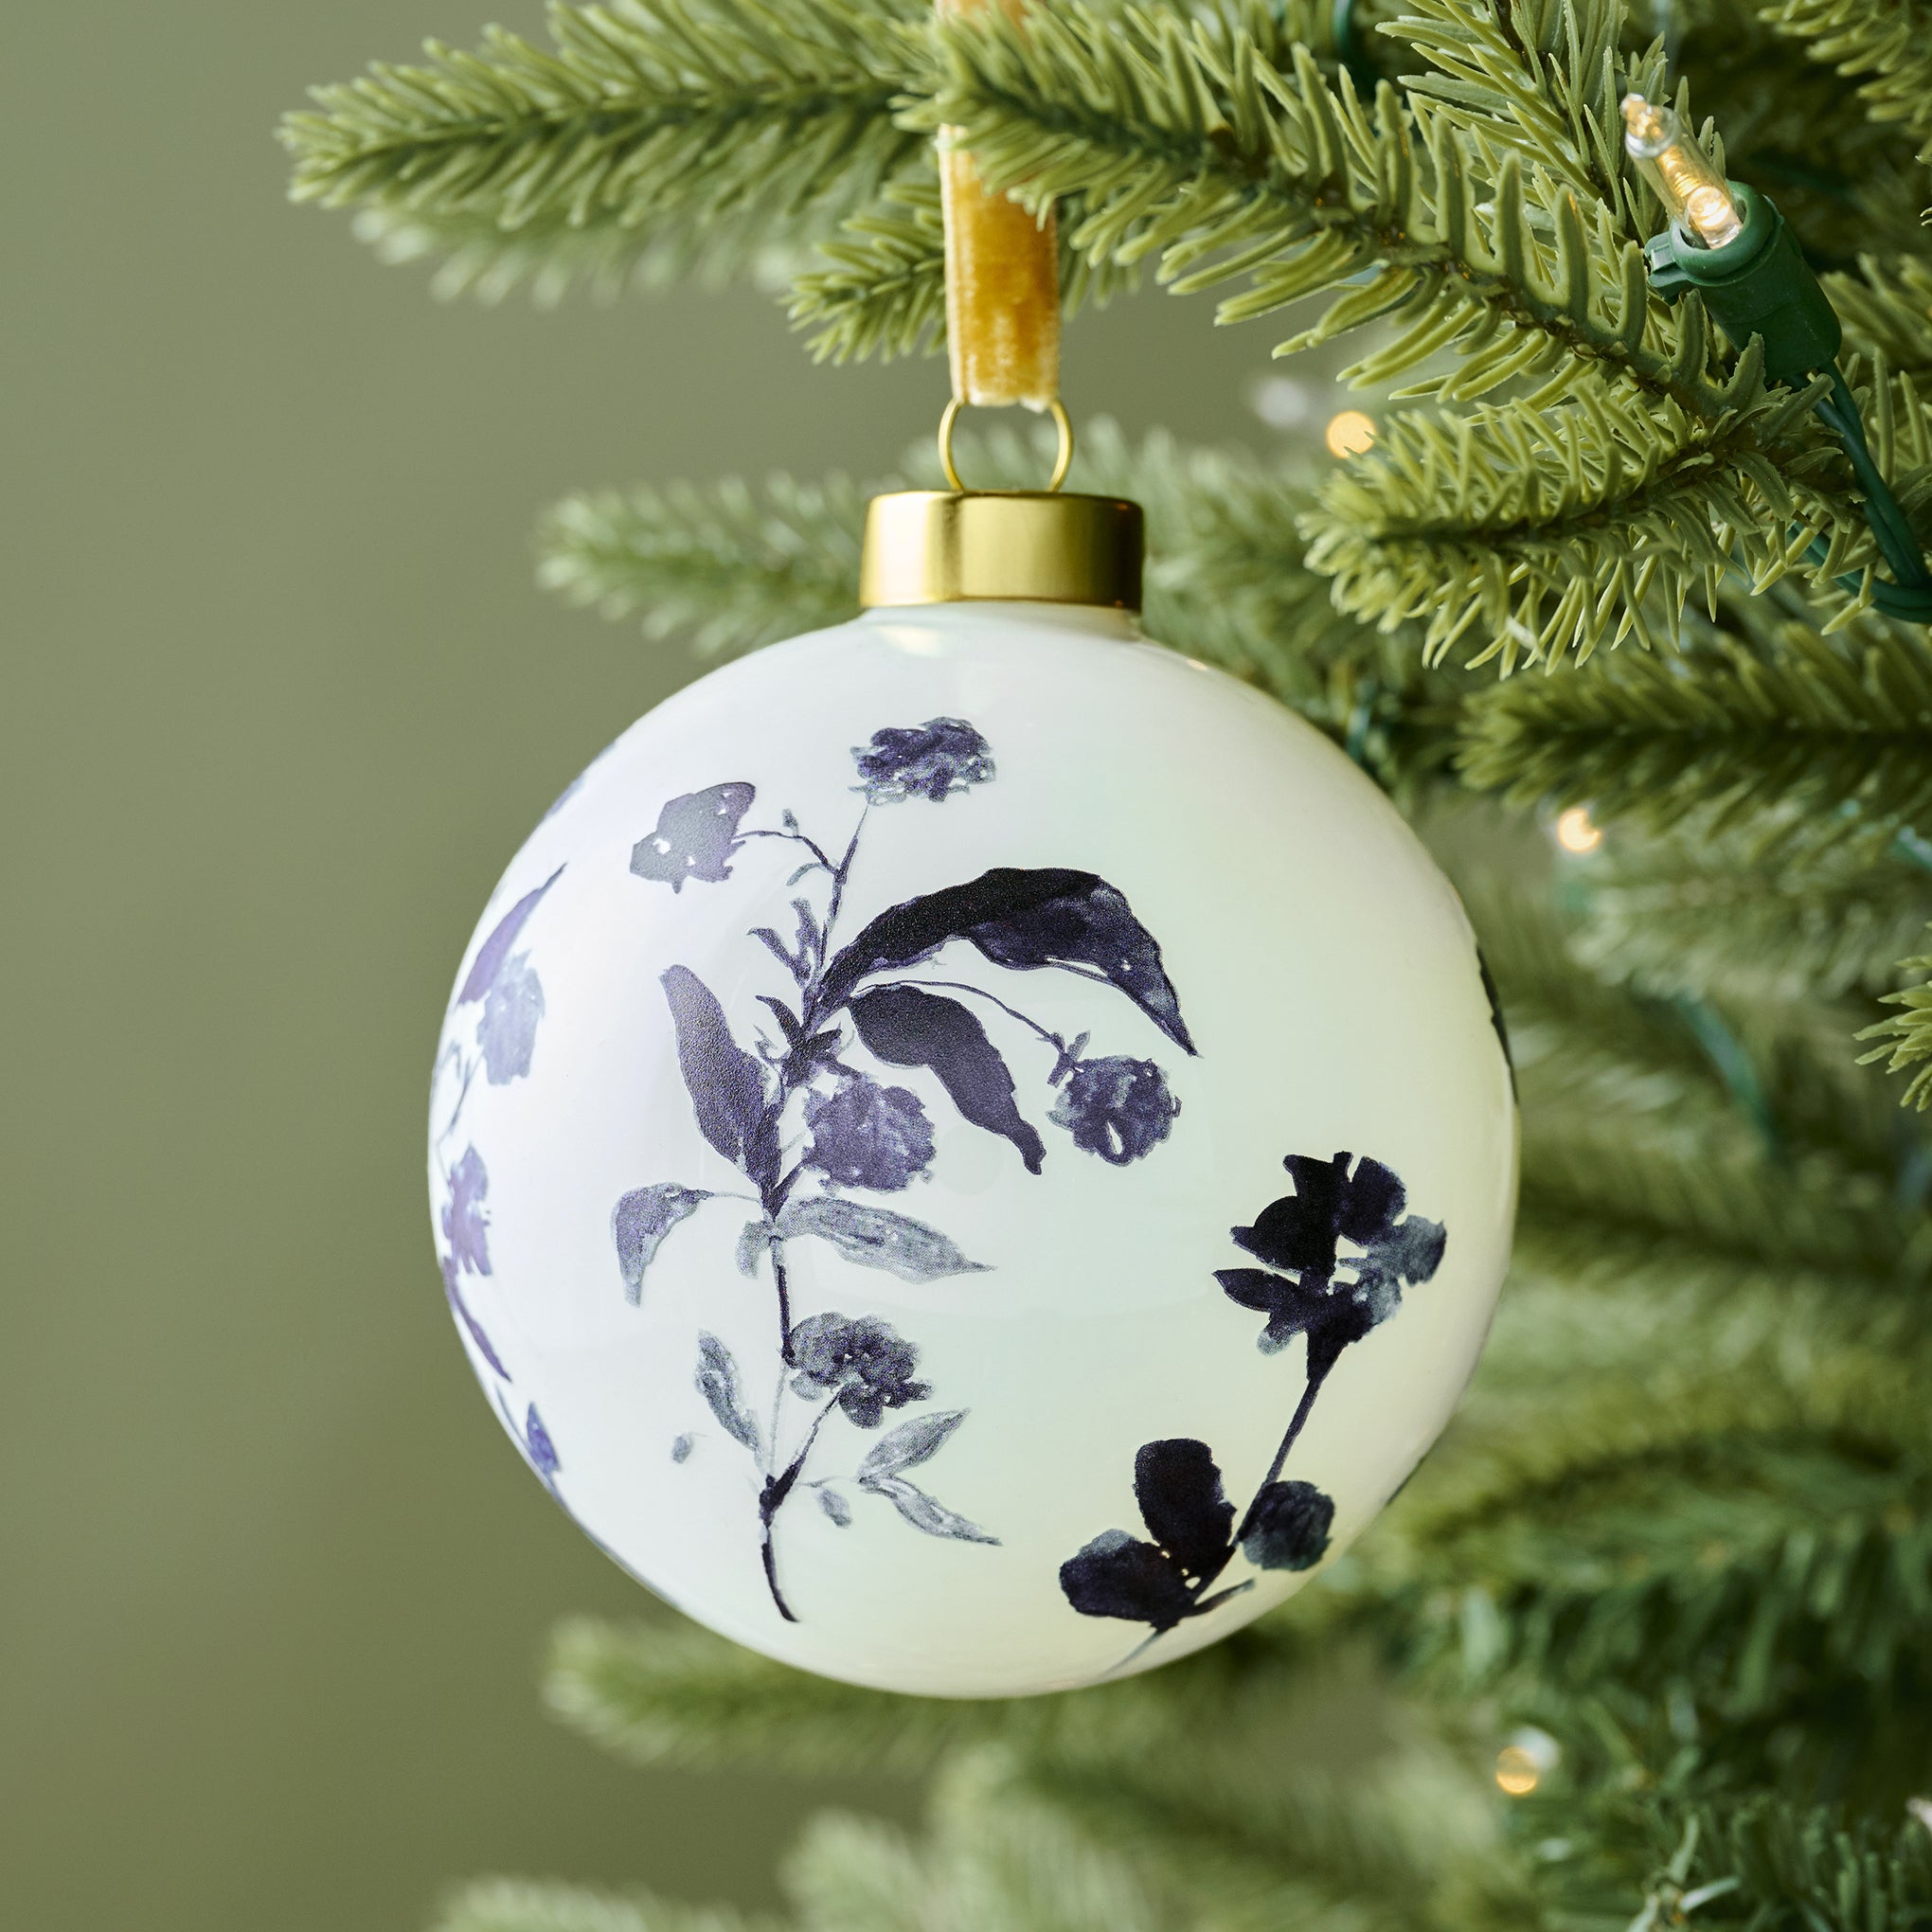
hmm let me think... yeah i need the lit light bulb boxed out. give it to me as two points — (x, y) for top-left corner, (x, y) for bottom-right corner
(1325, 410), (1377, 457)
(1494, 1726), (1562, 1798)
(1554, 806), (1602, 855)
(1620, 94), (1743, 249)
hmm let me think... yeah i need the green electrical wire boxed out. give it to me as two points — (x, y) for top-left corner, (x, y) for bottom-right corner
(1805, 368), (1932, 622)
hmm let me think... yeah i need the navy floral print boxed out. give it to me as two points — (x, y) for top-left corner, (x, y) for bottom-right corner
(1050, 1056), (1180, 1165)
(788, 1314), (932, 1427)
(804, 1075), (937, 1191)
(1061, 1151), (1447, 1662)
(852, 718), (994, 803)
(431, 866), (579, 1512)
(616, 717), (1193, 1620)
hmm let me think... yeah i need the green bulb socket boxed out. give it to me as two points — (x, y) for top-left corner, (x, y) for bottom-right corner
(1640, 183), (1842, 385)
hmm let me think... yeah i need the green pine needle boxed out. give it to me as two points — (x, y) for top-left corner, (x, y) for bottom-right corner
(280, 0), (928, 295)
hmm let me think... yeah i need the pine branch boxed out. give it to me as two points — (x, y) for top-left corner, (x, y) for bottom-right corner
(1859, 929), (1932, 1106)
(928, 9), (1709, 409)
(1399, 1423), (1932, 1723)
(1573, 835), (1932, 1002)
(1753, 0), (1932, 164)
(1007, 1737), (1543, 1932)
(786, 174), (947, 361)
(544, 1611), (1335, 1782)
(1659, 1798), (1932, 1930)
(783, 1758), (1169, 1932)
(535, 473), (868, 657)
(1830, 256), (1932, 385)
(1455, 602), (1932, 843)
(928, 0), (1926, 656)
(785, 173), (1143, 363)
(1384, 0), (1656, 241)
(280, 0), (926, 294)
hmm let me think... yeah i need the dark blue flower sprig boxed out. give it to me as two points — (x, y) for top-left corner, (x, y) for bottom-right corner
(1061, 1151), (1445, 1665)
(431, 868), (567, 1391)
(612, 717), (1191, 1621)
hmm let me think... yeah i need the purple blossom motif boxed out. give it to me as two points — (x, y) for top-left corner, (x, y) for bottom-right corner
(433, 866), (566, 1392)
(478, 956), (546, 1084)
(1216, 1154), (1446, 1381)
(788, 1313), (932, 1427)
(1241, 1479), (1333, 1572)
(804, 1074), (936, 1191)
(441, 1146), (492, 1276)
(630, 782), (756, 891)
(852, 718), (994, 803)
(1059, 1440), (1253, 1637)
(612, 715), (1192, 1621)
(1063, 1151), (1443, 1663)
(1049, 1056), (1180, 1165)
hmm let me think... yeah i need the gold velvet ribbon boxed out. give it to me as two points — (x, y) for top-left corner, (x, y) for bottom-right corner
(937, 0), (1061, 411)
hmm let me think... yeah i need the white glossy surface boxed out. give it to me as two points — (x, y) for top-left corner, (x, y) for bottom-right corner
(429, 603), (1517, 1696)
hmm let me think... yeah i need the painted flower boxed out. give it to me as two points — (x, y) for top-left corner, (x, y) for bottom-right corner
(1215, 1152), (1446, 1380)
(852, 718), (994, 803)
(788, 1313), (931, 1426)
(804, 1075), (936, 1191)
(1240, 1479), (1333, 1572)
(1049, 1056), (1179, 1165)
(477, 954), (545, 1084)
(441, 1145), (492, 1276)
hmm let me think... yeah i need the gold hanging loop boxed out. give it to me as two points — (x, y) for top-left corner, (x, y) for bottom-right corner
(936, 0), (1064, 468)
(938, 397), (1074, 492)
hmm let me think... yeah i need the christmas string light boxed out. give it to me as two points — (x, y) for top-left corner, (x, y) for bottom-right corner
(1619, 96), (1741, 248)
(1622, 92), (1932, 621)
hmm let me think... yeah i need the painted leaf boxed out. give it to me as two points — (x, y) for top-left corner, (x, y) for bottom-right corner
(477, 956), (545, 1084)
(524, 1404), (562, 1480)
(630, 782), (756, 891)
(856, 1408), (968, 1484)
(818, 1488), (853, 1527)
(1059, 1529), (1199, 1631)
(849, 985), (1046, 1173)
(611, 1183), (711, 1303)
(695, 1332), (760, 1457)
(441, 1256), (510, 1380)
(820, 868), (1193, 1052)
(661, 966), (776, 1183)
(1133, 1439), (1235, 1585)
(777, 1196), (989, 1281)
(864, 1475), (998, 1544)
(458, 867), (564, 1004)
(735, 1219), (769, 1279)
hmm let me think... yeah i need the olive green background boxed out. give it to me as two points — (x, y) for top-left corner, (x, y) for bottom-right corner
(1, 6), (1286, 1927)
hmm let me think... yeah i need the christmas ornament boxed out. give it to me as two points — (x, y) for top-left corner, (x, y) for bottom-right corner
(427, 23), (1516, 1698)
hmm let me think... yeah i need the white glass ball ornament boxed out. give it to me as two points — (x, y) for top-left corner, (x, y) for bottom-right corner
(429, 490), (1517, 1698)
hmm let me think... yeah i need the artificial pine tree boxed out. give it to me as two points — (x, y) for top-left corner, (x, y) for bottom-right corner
(283, 0), (1932, 1922)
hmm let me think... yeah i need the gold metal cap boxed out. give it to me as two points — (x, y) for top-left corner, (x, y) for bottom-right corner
(859, 491), (1144, 611)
